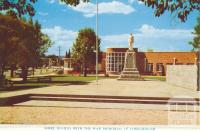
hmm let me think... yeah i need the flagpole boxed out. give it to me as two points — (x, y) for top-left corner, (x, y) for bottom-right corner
(96, 0), (99, 84)
(198, 50), (200, 91)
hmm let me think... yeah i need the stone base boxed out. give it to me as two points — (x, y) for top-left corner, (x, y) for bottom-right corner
(118, 49), (144, 81)
(118, 68), (144, 81)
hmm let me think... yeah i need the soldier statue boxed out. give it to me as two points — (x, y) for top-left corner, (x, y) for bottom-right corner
(128, 33), (134, 50)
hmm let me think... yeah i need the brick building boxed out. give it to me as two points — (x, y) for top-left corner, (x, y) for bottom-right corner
(105, 48), (198, 76)
(62, 48), (197, 76)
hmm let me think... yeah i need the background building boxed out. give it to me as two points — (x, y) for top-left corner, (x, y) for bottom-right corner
(106, 48), (198, 76)
(61, 48), (197, 76)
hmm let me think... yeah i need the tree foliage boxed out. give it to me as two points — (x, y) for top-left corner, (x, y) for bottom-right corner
(189, 15), (200, 51)
(1, 0), (199, 22)
(146, 48), (154, 52)
(56, 0), (200, 22)
(0, 14), (52, 81)
(60, 0), (89, 6)
(72, 28), (100, 77)
(139, 0), (200, 22)
(0, 0), (37, 18)
(0, 14), (25, 75)
(0, 0), (89, 18)
(62, 0), (200, 22)
(65, 49), (71, 58)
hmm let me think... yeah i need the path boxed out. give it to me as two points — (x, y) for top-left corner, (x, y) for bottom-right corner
(0, 79), (199, 124)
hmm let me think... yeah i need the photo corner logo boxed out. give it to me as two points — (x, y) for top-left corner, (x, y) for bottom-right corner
(167, 96), (200, 125)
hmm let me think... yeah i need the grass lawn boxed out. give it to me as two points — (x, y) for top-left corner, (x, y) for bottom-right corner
(142, 75), (166, 81)
(1, 74), (166, 92)
(51, 74), (106, 82)
(0, 75), (109, 91)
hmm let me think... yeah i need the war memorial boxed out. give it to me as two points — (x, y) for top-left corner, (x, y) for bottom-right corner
(118, 33), (144, 81)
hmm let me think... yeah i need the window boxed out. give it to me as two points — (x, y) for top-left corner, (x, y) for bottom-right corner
(147, 63), (153, 72)
(106, 52), (126, 73)
(156, 63), (163, 71)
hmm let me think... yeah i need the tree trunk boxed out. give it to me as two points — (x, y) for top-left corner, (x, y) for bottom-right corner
(0, 65), (4, 82)
(0, 66), (3, 77)
(81, 64), (83, 76)
(83, 66), (87, 77)
(32, 67), (35, 76)
(10, 64), (16, 78)
(21, 66), (28, 82)
(83, 61), (87, 77)
(10, 68), (14, 78)
(0, 64), (5, 77)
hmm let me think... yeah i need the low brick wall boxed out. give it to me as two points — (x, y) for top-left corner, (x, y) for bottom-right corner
(167, 65), (198, 91)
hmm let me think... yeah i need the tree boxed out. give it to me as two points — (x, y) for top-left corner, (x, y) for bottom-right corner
(68, 49), (71, 58)
(65, 50), (69, 58)
(18, 19), (52, 82)
(61, 0), (89, 6)
(139, 0), (200, 22)
(1, 0), (199, 22)
(0, 14), (52, 81)
(65, 49), (71, 58)
(72, 28), (100, 77)
(0, 0), (37, 18)
(189, 15), (200, 51)
(0, 0), (88, 18)
(147, 48), (154, 52)
(0, 14), (23, 77)
(61, 0), (199, 22)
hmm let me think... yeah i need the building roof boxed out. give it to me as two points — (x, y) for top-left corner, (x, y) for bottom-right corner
(106, 48), (197, 54)
(106, 48), (138, 53)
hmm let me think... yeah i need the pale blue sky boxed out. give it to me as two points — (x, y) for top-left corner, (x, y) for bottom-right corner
(32, 0), (199, 55)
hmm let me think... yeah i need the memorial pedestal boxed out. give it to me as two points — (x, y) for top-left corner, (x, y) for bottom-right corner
(118, 50), (144, 81)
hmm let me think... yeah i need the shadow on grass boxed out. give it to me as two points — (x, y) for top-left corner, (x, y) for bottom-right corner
(14, 80), (90, 85)
(0, 76), (91, 92)
(0, 82), (89, 92)
(0, 83), (51, 92)
(0, 94), (30, 106)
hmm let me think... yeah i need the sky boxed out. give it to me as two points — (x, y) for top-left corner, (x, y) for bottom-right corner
(32, 0), (199, 56)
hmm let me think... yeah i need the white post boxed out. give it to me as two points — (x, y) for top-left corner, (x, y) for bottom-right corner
(144, 58), (147, 72)
(173, 58), (176, 65)
(96, 0), (99, 84)
(195, 57), (197, 65)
